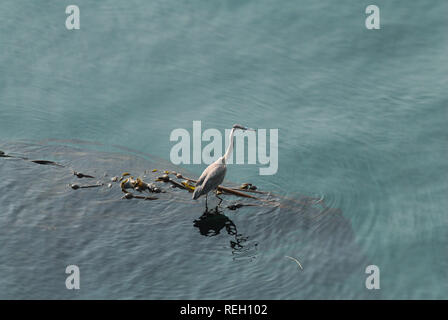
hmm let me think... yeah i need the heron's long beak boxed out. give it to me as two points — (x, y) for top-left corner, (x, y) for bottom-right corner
(241, 126), (256, 131)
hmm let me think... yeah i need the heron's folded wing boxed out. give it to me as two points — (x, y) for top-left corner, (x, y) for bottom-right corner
(200, 164), (226, 194)
(195, 169), (208, 187)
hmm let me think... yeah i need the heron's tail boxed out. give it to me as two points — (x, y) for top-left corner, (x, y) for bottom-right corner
(192, 186), (202, 200)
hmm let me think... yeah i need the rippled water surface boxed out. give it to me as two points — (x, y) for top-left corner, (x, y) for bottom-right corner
(0, 0), (447, 299)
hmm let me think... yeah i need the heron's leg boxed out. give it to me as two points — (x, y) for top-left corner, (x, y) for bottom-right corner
(215, 190), (223, 206)
(205, 194), (208, 211)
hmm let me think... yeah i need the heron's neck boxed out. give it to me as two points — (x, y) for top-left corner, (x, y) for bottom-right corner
(223, 128), (236, 163)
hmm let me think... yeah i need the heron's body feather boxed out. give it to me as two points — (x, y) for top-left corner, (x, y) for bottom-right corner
(192, 157), (226, 199)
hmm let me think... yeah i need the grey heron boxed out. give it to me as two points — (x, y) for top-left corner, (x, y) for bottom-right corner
(192, 124), (255, 209)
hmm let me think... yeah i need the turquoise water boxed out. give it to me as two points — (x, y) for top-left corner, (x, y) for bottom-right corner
(0, 0), (447, 299)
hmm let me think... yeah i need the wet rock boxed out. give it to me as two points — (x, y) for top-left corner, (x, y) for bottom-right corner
(74, 171), (95, 179)
(32, 160), (63, 167)
(158, 174), (170, 182)
(227, 203), (244, 210)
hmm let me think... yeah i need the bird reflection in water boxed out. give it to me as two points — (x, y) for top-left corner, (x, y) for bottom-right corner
(193, 207), (258, 261)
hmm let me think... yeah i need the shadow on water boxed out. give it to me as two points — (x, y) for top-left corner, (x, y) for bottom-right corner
(193, 207), (258, 261)
(269, 195), (371, 290)
(0, 140), (372, 298)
